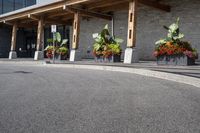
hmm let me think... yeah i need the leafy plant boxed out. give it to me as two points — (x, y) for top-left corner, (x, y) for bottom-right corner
(154, 18), (198, 59)
(155, 18), (184, 47)
(57, 46), (68, 55)
(45, 32), (69, 59)
(92, 24), (123, 57)
(108, 43), (121, 55)
(45, 45), (54, 52)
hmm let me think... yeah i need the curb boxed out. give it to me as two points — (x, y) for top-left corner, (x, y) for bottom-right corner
(44, 63), (200, 88)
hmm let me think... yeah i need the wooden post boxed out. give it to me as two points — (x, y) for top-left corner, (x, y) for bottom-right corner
(10, 22), (17, 51)
(124, 0), (139, 63)
(36, 17), (44, 51)
(72, 12), (80, 49)
(127, 0), (138, 48)
(34, 17), (44, 60)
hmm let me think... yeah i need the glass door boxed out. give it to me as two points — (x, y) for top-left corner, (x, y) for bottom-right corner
(26, 36), (36, 58)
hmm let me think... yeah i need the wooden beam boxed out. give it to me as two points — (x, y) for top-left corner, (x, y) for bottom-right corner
(87, 0), (128, 10)
(72, 12), (80, 49)
(3, 20), (14, 25)
(127, 0), (138, 48)
(36, 17), (44, 51)
(0, 1), (66, 22)
(65, 0), (96, 6)
(10, 22), (18, 51)
(93, 2), (128, 12)
(28, 14), (40, 20)
(139, 0), (170, 12)
(64, 6), (112, 20)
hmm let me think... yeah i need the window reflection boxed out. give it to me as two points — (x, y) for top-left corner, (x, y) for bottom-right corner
(25, 0), (35, 7)
(3, 0), (14, 13)
(0, 0), (2, 14)
(15, 0), (24, 10)
(0, 0), (36, 15)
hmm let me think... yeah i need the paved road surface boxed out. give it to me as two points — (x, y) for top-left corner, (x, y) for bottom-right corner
(0, 64), (199, 133)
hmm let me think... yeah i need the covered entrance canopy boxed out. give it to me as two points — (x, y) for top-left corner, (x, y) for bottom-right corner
(0, 0), (170, 63)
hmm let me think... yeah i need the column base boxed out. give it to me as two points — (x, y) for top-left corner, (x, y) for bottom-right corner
(124, 48), (139, 64)
(69, 49), (81, 62)
(9, 51), (17, 59)
(34, 51), (44, 60)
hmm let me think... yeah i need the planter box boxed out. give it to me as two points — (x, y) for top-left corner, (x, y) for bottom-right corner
(106, 55), (121, 63)
(95, 55), (121, 63)
(157, 54), (195, 66)
(95, 55), (104, 62)
(56, 54), (67, 60)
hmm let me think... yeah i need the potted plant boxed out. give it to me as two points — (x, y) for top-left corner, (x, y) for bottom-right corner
(45, 45), (54, 59)
(56, 46), (68, 60)
(109, 41), (122, 62)
(45, 32), (68, 61)
(92, 24), (123, 62)
(154, 18), (198, 65)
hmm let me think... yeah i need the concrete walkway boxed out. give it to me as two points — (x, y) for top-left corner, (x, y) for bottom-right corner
(59, 60), (200, 79)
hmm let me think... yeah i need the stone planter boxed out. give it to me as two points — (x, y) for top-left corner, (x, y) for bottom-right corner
(157, 54), (195, 66)
(105, 55), (121, 63)
(95, 55), (121, 63)
(56, 54), (67, 60)
(94, 55), (104, 62)
(57, 55), (67, 60)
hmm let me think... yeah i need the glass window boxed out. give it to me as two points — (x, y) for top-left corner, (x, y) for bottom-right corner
(1, 0), (36, 14)
(0, 0), (2, 14)
(25, 0), (36, 7)
(3, 0), (14, 14)
(15, 0), (24, 10)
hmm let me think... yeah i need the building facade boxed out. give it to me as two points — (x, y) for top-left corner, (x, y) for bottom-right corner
(0, 0), (69, 58)
(0, 0), (200, 62)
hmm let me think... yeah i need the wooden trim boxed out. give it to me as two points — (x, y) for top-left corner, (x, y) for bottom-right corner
(11, 22), (18, 51)
(72, 12), (80, 49)
(3, 20), (14, 25)
(0, 1), (66, 22)
(28, 14), (40, 21)
(64, 6), (112, 20)
(36, 17), (44, 51)
(139, 0), (170, 12)
(65, 0), (96, 6)
(0, 0), (171, 23)
(127, 0), (138, 48)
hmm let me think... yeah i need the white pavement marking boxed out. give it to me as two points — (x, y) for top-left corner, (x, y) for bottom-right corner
(44, 64), (200, 88)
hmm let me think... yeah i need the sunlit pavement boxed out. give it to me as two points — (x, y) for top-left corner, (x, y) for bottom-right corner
(0, 63), (200, 133)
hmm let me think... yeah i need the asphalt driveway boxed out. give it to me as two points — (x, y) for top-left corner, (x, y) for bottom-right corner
(0, 64), (199, 133)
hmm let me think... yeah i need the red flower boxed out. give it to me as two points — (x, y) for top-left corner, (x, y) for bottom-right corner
(153, 51), (159, 57)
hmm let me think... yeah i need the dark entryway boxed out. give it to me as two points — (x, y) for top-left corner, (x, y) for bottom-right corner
(25, 36), (36, 58)
(17, 29), (37, 58)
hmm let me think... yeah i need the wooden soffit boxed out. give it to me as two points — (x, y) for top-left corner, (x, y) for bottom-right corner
(0, 0), (171, 27)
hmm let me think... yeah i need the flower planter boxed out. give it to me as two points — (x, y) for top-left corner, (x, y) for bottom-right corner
(104, 55), (121, 63)
(157, 54), (195, 66)
(95, 55), (121, 63)
(94, 55), (104, 62)
(56, 54), (67, 60)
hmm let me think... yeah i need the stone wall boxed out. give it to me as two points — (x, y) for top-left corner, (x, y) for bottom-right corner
(78, 0), (200, 61)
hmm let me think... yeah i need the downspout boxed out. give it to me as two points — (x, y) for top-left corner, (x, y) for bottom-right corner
(111, 16), (115, 37)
